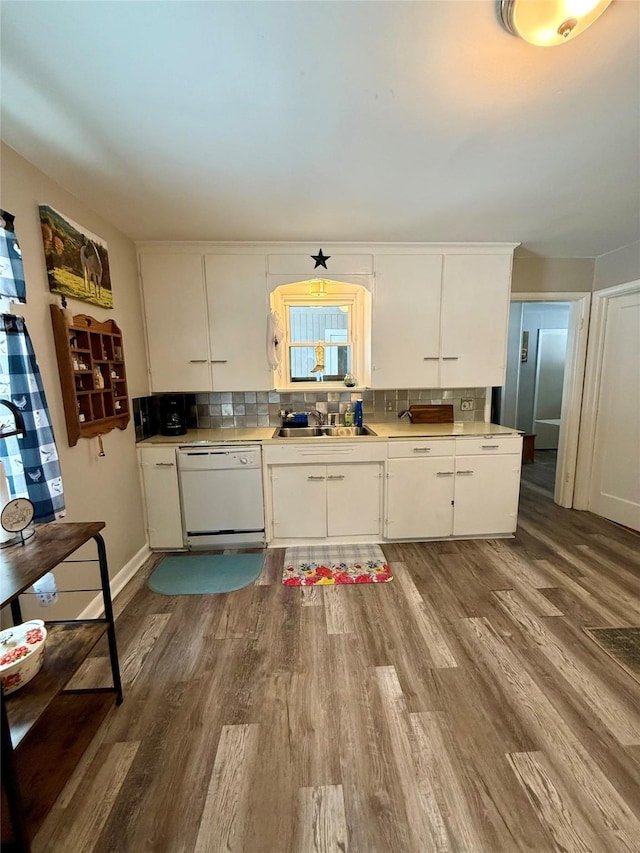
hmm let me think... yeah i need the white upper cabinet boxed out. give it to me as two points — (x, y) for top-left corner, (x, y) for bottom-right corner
(139, 253), (210, 392)
(204, 254), (270, 391)
(440, 254), (513, 388)
(371, 251), (513, 389)
(372, 254), (443, 388)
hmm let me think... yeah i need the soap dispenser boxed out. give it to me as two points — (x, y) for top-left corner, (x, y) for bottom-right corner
(343, 405), (354, 427)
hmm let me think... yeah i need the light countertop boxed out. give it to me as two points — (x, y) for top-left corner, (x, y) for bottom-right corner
(137, 422), (521, 447)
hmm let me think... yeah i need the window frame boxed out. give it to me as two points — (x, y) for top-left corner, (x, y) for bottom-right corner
(270, 280), (371, 391)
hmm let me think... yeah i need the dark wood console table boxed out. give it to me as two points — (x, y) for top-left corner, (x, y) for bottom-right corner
(1, 522), (123, 852)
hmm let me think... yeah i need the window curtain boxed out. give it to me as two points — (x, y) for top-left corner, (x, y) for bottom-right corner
(0, 315), (65, 522)
(0, 210), (27, 304)
(0, 210), (65, 522)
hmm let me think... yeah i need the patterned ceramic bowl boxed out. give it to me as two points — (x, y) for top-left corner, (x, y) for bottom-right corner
(0, 619), (47, 696)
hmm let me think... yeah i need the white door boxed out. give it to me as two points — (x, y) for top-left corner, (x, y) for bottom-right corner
(139, 449), (184, 549)
(453, 455), (521, 536)
(386, 457), (454, 539)
(589, 290), (640, 530)
(204, 254), (270, 391)
(140, 253), (211, 392)
(270, 466), (327, 539)
(440, 255), (512, 388)
(327, 463), (382, 537)
(372, 255), (442, 388)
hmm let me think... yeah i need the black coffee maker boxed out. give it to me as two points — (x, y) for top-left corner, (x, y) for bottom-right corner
(159, 396), (186, 436)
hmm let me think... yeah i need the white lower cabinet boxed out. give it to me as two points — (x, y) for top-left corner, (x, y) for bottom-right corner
(385, 436), (522, 539)
(327, 464), (383, 537)
(269, 462), (384, 541)
(386, 457), (455, 539)
(138, 448), (184, 550)
(452, 455), (522, 536)
(270, 465), (327, 540)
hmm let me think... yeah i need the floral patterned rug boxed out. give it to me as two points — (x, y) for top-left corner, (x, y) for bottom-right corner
(282, 544), (392, 586)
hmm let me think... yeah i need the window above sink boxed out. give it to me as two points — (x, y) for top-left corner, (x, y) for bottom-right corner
(270, 280), (371, 391)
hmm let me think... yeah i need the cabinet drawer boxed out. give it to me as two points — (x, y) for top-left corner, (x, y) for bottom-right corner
(388, 439), (455, 458)
(455, 436), (522, 456)
(138, 447), (178, 467)
(263, 442), (386, 465)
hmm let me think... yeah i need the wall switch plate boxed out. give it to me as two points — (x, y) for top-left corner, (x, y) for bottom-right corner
(385, 401), (394, 411)
(460, 398), (474, 411)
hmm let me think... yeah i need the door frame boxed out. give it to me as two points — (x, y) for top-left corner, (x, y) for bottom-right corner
(573, 279), (640, 511)
(508, 291), (591, 507)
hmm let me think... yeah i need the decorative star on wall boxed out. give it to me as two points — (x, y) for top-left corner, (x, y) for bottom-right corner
(311, 249), (330, 269)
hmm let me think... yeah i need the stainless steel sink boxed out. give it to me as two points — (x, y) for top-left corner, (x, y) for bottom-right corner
(275, 426), (324, 438)
(274, 425), (376, 439)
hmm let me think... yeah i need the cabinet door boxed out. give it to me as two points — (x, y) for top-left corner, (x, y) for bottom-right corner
(453, 455), (521, 537)
(139, 449), (184, 549)
(270, 465), (327, 539)
(372, 255), (442, 388)
(204, 254), (270, 391)
(139, 253), (211, 392)
(386, 457), (454, 539)
(440, 254), (512, 388)
(326, 463), (383, 537)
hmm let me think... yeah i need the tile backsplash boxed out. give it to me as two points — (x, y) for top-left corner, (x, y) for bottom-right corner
(134, 388), (487, 438)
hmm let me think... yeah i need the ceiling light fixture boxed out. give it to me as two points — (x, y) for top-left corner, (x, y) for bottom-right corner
(309, 278), (328, 297)
(499, 0), (613, 46)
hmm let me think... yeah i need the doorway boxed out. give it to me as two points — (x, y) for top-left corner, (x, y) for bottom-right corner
(492, 292), (591, 507)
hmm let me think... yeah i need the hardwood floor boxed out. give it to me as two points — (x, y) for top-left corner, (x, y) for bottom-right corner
(33, 481), (640, 853)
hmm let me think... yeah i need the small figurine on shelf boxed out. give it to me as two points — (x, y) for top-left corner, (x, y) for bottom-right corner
(111, 369), (118, 379)
(115, 400), (122, 412)
(94, 367), (105, 390)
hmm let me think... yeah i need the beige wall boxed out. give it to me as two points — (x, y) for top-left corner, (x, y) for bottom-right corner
(593, 241), (640, 290)
(1, 143), (149, 620)
(511, 257), (595, 293)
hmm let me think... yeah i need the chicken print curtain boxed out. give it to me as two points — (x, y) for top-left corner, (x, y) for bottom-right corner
(0, 210), (27, 303)
(0, 314), (65, 522)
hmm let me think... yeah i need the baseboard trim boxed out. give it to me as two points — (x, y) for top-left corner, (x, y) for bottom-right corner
(78, 543), (152, 620)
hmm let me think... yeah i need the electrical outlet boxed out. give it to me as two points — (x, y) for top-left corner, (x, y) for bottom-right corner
(385, 401), (394, 412)
(460, 398), (474, 411)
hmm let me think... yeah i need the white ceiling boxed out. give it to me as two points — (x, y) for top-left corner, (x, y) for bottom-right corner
(1, 1), (639, 257)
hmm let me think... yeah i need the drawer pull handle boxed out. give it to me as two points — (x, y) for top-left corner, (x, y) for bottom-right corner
(481, 445), (500, 449)
(423, 357), (439, 361)
(413, 447), (431, 453)
(436, 471), (454, 477)
(457, 470), (474, 475)
(154, 462), (175, 467)
(307, 475), (325, 481)
(327, 475), (345, 480)
(442, 356), (460, 360)
(189, 359), (207, 363)
(210, 359), (228, 363)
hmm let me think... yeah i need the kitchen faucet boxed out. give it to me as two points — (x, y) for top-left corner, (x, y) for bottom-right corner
(307, 409), (325, 426)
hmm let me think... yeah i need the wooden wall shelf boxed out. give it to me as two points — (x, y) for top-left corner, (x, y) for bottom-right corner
(50, 306), (130, 447)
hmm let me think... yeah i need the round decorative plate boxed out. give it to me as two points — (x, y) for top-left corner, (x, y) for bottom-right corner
(1, 497), (35, 533)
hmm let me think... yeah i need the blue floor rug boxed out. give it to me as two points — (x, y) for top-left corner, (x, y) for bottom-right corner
(148, 553), (265, 595)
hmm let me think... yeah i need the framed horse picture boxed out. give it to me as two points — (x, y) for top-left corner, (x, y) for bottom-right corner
(39, 205), (113, 309)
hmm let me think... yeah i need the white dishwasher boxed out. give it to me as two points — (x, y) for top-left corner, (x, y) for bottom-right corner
(177, 444), (265, 549)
